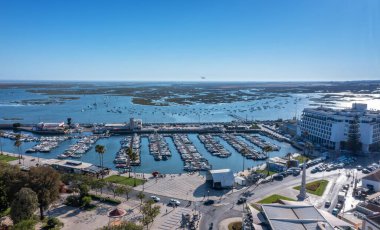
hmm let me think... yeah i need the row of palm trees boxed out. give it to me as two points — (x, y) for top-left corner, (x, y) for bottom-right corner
(95, 144), (137, 181)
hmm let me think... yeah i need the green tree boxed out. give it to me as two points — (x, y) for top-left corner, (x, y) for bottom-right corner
(14, 134), (22, 165)
(0, 130), (4, 155)
(108, 182), (117, 198)
(137, 191), (145, 207)
(126, 147), (133, 178)
(78, 183), (90, 198)
(29, 166), (61, 220)
(11, 188), (38, 223)
(91, 179), (106, 195)
(114, 185), (126, 198)
(141, 200), (160, 229)
(347, 115), (361, 154)
(0, 183), (8, 213)
(0, 162), (28, 203)
(95, 145), (106, 178)
(81, 196), (92, 208)
(124, 185), (132, 200)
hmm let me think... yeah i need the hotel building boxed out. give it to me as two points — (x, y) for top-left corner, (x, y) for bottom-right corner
(297, 103), (380, 153)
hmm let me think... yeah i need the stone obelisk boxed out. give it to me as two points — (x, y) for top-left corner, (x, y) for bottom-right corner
(297, 161), (308, 201)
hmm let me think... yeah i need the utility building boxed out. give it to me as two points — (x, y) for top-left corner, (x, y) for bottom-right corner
(206, 169), (234, 189)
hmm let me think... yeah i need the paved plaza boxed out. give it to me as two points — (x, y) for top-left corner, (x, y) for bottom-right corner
(134, 172), (234, 201)
(150, 205), (196, 230)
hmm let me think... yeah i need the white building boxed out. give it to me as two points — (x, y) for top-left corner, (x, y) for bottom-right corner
(297, 103), (380, 153)
(206, 169), (234, 189)
(129, 118), (142, 130)
(362, 169), (380, 192)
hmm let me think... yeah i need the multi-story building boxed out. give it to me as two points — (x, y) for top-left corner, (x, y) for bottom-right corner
(297, 103), (380, 153)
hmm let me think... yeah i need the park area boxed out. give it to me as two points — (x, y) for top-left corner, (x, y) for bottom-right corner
(104, 175), (145, 186)
(293, 179), (329, 196)
(257, 194), (295, 204)
(0, 154), (18, 162)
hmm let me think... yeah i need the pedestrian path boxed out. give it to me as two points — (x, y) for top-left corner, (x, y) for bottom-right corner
(154, 207), (192, 230)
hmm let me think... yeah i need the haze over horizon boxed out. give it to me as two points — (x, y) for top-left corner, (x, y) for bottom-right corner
(0, 0), (379, 82)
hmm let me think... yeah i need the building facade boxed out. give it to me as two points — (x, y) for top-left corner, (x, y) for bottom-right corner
(297, 103), (380, 153)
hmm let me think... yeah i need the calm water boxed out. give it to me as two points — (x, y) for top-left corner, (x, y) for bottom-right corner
(1, 83), (379, 173)
(0, 132), (297, 173)
(0, 88), (311, 123)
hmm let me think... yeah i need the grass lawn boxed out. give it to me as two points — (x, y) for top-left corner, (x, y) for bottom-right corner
(257, 194), (295, 204)
(293, 179), (329, 196)
(104, 175), (145, 186)
(0, 154), (18, 162)
(228, 221), (242, 230)
(255, 169), (276, 176)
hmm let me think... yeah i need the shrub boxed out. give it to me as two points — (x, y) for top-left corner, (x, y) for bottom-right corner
(90, 194), (121, 205)
(65, 195), (81, 207)
(46, 217), (63, 229)
(13, 219), (37, 230)
(81, 196), (92, 208)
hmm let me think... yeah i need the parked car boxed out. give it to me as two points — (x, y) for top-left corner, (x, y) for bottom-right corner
(336, 203), (343, 210)
(169, 199), (181, 206)
(332, 208), (339, 216)
(279, 172), (288, 178)
(293, 170), (301, 176)
(325, 201), (331, 208)
(362, 168), (371, 174)
(357, 165), (363, 171)
(273, 174), (284, 181)
(151, 195), (160, 202)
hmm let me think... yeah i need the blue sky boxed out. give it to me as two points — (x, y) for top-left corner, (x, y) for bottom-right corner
(0, 0), (379, 82)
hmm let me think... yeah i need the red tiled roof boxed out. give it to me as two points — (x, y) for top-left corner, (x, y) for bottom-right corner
(108, 208), (126, 217)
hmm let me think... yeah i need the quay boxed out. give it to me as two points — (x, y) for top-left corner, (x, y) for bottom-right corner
(218, 133), (267, 160)
(0, 119), (301, 173)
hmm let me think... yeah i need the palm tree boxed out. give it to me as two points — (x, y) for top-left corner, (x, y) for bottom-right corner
(137, 191), (145, 210)
(14, 134), (22, 165)
(285, 152), (292, 167)
(0, 130), (3, 155)
(263, 146), (273, 176)
(241, 148), (247, 172)
(95, 144), (106, 178)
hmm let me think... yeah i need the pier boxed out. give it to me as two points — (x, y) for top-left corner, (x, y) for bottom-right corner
(218, 133), (267, 160)
(171, 134), (211, 171)
(57, 135), (100, 159)
(148, 133), (171, 161)
(198, 134), (231, 158)
(238, 133), (280, 151)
